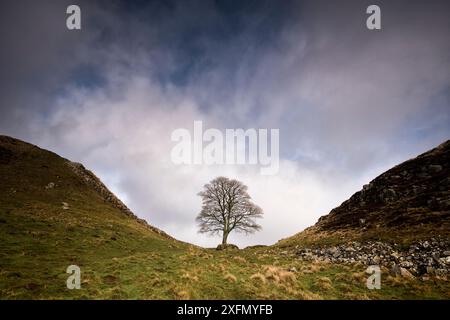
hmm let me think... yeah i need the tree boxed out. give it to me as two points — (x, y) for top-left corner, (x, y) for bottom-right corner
(196, 176), (263, 246)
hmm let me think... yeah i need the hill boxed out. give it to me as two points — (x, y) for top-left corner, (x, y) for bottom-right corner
(0, 135), (187, 298)
(277, 140), (450, 281)
(1, 135), (449, 299)
(279, 140), (450, 247)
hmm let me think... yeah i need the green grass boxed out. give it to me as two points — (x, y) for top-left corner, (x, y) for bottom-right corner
(0, 136), (449, 299)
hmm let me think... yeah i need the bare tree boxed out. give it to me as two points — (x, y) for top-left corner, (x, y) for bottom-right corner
(196, 176), (263, 246)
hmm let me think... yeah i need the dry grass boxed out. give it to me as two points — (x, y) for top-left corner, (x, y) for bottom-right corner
(351, 272), (366, 284)
(300, 263), (321, 274)
(215, 263), (226, 272)
(181, 272), (199, 282)
(297, 290), (323, 300)
(224, 273), (237, 283)
(250, 273), (267, 285)
(174, 290), (190, 300)
(233, 256), (247, 264)
(2, 136), (450, 300)
(263, 265), (296, 285)
(315, 276), (333, 291)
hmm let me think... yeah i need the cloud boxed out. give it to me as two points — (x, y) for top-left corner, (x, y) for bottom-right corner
(0, 0), (449, 247)
(27, 73), (382, 247)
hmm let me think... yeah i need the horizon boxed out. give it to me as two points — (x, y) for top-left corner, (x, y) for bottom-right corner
(1, 133), (447, 248)
(1, 0), (449, 247)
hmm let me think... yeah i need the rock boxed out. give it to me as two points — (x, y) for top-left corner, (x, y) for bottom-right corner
(45, 182), (55, 189)
(372, 256), (381, 265)
(390, 252), (400, 260)
(390, 264), (401, 276)
(435, 269), (447, 277)
(428, 165), (442, 173)
(329, 247), (340, 257)
(380, 188), (397, 203)
(216, 244), (239, 251)
(292, 238), (449, 276)
(400, 267), (415, 279)
(417, 171), (430, 178)
(400, 261), (413, 268)
(61, 202), (69, 210)
(432, 253), (442, 264)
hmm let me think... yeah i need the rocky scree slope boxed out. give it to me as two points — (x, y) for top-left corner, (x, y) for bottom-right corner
(316, 140), (450, 234)
(279, 140), (450, 278)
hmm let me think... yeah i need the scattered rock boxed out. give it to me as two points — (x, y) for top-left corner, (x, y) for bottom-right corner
(400, 267), (415, 279)
(67, 161), (176, 241)
(372, 256), (381, 265)
(45, 182), (55, 189)
(295, 237), (450, 276)
(390, 252), (400, 260)
(428, 165), (442, 173)
(380, 188), (397, 203)
(400, 261), (414, 268)
(216, 244), (239, 251)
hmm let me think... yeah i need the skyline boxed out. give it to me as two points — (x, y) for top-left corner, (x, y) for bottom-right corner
(0, 0), (449, 247)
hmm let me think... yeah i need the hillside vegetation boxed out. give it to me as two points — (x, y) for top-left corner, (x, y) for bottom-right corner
(280, 140), (450, 248)
(0, 135), (449, 299)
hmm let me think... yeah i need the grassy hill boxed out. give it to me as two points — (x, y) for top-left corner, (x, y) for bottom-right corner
(279, 140), (450, 248)
(0, 135), (449, 299)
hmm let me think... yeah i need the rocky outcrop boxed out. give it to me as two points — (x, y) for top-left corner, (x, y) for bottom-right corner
(316, 140), (450, 233)
(67, 161), (175, 240)
(67, 161), (136, 217)
(295, 238), (450, 278)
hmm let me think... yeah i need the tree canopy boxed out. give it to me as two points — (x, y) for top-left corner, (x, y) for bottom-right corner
(196, 176), (263, 246)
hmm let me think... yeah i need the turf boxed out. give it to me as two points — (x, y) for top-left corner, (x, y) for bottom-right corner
(0, 135), (449, 299)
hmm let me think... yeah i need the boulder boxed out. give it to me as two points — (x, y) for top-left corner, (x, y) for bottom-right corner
(216, 244), (239, 251)
(400, 267), (415, 279)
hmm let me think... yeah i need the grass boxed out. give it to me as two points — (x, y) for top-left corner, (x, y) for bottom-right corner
(2, 215), (450, 299)
(0, 135), (449, 299)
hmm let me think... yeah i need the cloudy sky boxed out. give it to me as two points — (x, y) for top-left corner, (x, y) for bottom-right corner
(1, 0), (449, 247)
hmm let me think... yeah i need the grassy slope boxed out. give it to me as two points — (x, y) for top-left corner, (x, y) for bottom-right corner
(279, 141), (450, 249)
(0, 136), (449, 299)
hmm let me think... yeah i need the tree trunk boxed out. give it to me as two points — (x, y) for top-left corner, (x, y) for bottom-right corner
(222, 230), (229, 245)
